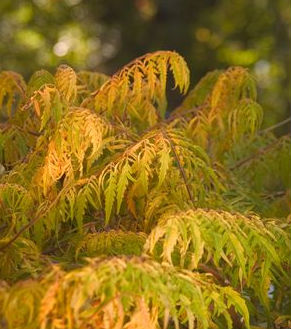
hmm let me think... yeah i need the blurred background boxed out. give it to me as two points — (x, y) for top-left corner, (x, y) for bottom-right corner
(0, 0), (290, 129)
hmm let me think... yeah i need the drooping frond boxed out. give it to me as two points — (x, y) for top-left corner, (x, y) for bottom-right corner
(0, 237), (45, 282)
(0, 71), (26, 119)
(23, 65), (78, 133)
(89, 51), (189, 129)
(2, 278), (44, 329)
(0, 183), (33, 236)
(210, 66), (257, 114)
(23, 84), (64, 132)
(178, 69), (222, 110)
(1, 256), (250, 329)
(55, 64), (77, 104)
(170, 67), (263, 159)
(0, 149), (44, 189)
(0, 125), (33, 167)
(144, 208), (289, 309)
(71, 127), (223, 227)
(76, 70), (109, 97)
(35, 108), (116, 194)
(27, 70), (55, 97)
(227, 98), (263, 141)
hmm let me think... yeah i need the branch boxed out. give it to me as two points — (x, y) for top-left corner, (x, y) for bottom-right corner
(167, 106), (201, 121)
(198, 263), (230, 286)
(161, 127), (194, 204)
(259, 117), (291, 135)
(230, 133), (290, 170)
(198, 263), (245, 329)
(0, 122), (42, 137)
(0, 182), (73, 252)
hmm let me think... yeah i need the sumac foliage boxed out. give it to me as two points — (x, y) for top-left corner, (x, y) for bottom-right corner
(0, 51), (290, 329)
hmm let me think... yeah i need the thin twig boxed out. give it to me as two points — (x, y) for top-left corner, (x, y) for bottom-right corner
(161, 127), (194, 204)
(198, 262), (244, 328)
(0, 182), (73, 252)
(262, 190), (286, 200)
(259, 117), (291, 135)
(230, 133), (290, 170)
(167, 105), (201, 121)
(258, 117), (291, 135)
(0, 122), (42, 137)
(198, 263), (230, 285)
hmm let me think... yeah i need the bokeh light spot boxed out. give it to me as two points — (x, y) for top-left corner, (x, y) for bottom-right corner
(53, 41), (70, 57)
(195, 28), (211, 43)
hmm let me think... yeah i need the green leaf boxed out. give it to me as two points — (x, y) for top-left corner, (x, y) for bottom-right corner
(116, 161), (134, 213)
(104, 168), (117, 224)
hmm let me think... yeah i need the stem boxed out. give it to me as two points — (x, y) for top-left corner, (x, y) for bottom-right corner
(198, 263), (230, 285)
(230, 133), (290, 170)
(161, 127), (194, 204)
(0, 182), (73, 252)
(198, 262), (245, 329)
(259, 117), (291, 135)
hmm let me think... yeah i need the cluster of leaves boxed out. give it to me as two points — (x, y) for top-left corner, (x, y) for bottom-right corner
(0, 51), (290, 329)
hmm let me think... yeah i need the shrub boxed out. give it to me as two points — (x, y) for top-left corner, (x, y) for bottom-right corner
(0, 51), (290, 328)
